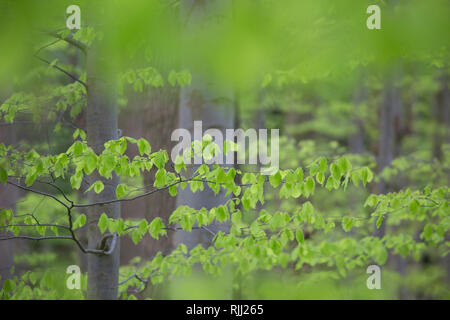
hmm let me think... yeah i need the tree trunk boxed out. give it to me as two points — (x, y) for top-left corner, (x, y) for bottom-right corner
(174, 79), (235, 249)
(174, 0), (235, 250)
(0, 122), (17, 284)
(374, 72), (402, 237)
(348, 82), (367, 154)
(85, 37), (120, 300)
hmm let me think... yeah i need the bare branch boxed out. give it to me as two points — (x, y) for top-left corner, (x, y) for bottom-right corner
(34, 55), (87, 89)
(7, 180), (70, 209)
(44, 30), (88, 54)
(0, 223), (70, 231)
(0, 235), (73, 241)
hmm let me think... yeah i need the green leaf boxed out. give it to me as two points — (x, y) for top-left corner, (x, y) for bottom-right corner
(73, 141), (84, 157)
(86, 180), (105, 194)
(351, 171), (360, 187)
(108, 219), (118, 233)
(0, 167), (7, 183)
(148, 217), (165, 240)
(73, 129), (86, 140)
(137, 138), (151, 156)
(138, 219), (148, 234)
(116, 184), (128, 199)
(342, 216), (353, 232)
(295, 167), (304, 181)
(94, 181), (104, 194)
(154, 169), (167, 188)
(216, 206), (229, 223)
(25, 172), (37, 187)
(360, 167), (373, 186)
(330, 163), (341, 180)
(305, 177), (315, 195)
(131, 229), (142, 244)
(73, 214), (87, 230)
(325, 176), (335, 191)
(338, 157), (352, 173)
(98, 213), (108, 234)
(169, 185), (178, 197)
(70, 171), (83, 190)
(409, 199), (420, 214)
(296, 229), (305, 244)
(152, 151), (166, 169)
(316, 172), (325, 185)
(309, 164), (319, 176)
(376, 215), (384, 229)
(423, 224), (433, 240)
(269, 171), (282, 188)
(364, 194), (378, 207)
(174, 155), (186, 173)
(49, 58), (58, 67)
(83, 153), (98, 175)
(318, 157), (328, 173)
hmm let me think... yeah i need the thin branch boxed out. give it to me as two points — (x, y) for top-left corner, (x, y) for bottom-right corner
(0, 223), (71, 231)
(35, 179), (74, 206)
(34, 38), (61, 56)
(119, 272), (148, 286)
(72, 177), (255, 208)
(73, 180), (182, 208)
(201, 225), (216, 237)
(7, 180), (70, 209)
(44, 30), (88, 54)
(0, 235), (72, 241)
(34, 55), (87, 89)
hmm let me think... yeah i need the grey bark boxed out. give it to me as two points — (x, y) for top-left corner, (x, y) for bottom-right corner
(374, 73), (402, 237)
(85, 35), (120, 300)
(434, 71), (450, 290)
(348, 83), (367, 154)
(0, 122), (17, 284)
(174, 0), (235, 250)
(174, 78), (235, 250)
(119, 65), (180, 300)
(433, 72), (450, 161)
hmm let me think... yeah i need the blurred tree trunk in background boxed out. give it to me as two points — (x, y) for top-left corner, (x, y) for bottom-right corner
(374, 72), (402, 238)
(434, 71), (450, 290)
(85, 14), (121, 299)
(174, 0), (235, 250)
(348, 82), (367, 154)
(433, 72), (449, 161)
(119, 73), (180, 298)
(174, 81), (235, 249)
(0, 121), (17, 284)
(118, 4), (181, 299)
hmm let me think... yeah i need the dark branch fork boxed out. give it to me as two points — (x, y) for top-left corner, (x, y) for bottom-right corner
(31, 30), (88, 88)
(34, 55), (87, 89)
(1, 174), (228, 255)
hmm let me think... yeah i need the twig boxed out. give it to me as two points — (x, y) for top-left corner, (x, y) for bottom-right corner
(34, 55), (87, 89)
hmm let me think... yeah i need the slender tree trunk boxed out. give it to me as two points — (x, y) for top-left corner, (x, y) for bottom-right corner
(434, 70), (450, 290)
(433, 71), (450, 161)
(119, 74), (180, 299)
(0, 122), (17, 284)
(85, 36), (120, 300)
(119, 7), (181, 297)
(174, 0), (235, 250)
(348, 82), (367, 154)
(374, 73), (401, 238)
(174, 80), (235, 249)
